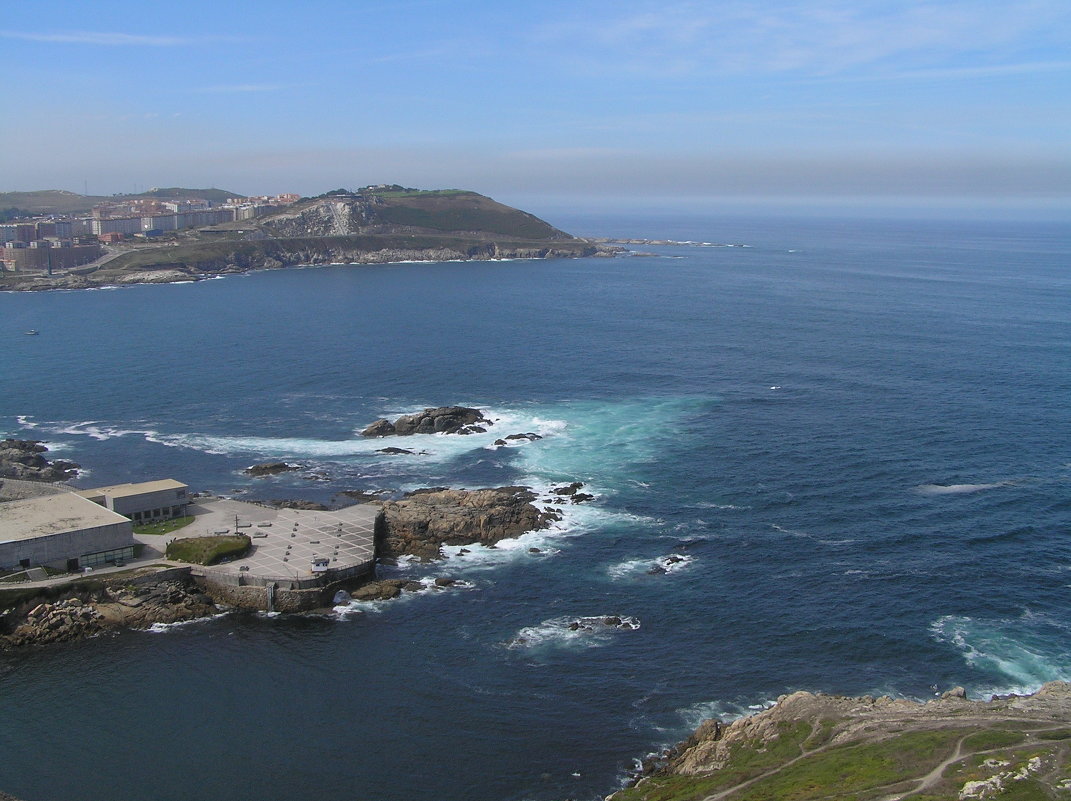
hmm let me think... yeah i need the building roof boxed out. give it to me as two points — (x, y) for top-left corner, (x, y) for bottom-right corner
(75, 478), (187, 500)
(0, 493), (130, 542)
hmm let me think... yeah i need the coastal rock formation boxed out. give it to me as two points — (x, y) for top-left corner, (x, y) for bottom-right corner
(0, 439), (80, 482)
(260, 499), (329, 511)
(0, 578), (218, 648)
(376, 486), (558, 561)
(615, 682), (1071, 801)
(361, 406), (489, 437)
(244, 461), (301, 476)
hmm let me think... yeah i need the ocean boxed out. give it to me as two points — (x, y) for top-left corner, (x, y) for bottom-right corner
(1, 212), (1069, 801)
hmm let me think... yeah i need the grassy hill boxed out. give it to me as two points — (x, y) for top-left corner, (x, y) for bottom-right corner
(0, 187), (242, 216)
(256, 187), (572, 241)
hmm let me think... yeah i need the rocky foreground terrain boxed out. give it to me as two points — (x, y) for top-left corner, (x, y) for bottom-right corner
(612, 682), (1071, 801)
(0, 439), (79, 482)
(0, 577), (217, 648)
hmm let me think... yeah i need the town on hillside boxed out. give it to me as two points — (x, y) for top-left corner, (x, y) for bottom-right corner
(0, 189), (299, 274)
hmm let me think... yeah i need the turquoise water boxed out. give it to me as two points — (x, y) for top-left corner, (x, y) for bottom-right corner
(1, 214), (1069, 801)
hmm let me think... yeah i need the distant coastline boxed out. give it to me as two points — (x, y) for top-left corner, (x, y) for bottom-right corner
(0, 186), (618, 293)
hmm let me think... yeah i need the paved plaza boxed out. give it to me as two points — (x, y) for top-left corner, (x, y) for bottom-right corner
(146, 496), (378, 582)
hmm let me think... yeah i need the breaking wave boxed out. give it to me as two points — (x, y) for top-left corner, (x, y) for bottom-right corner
(507, 615), (641, 650)
(607, 553), (694, 580)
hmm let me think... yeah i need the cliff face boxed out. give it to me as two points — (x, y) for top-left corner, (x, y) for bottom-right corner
(614, 682), (1071, 801)
(255, 189), (574, 241)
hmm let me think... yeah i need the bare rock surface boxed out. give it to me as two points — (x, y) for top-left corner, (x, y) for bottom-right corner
(376, 486), (557, 561)
(0, 578), (218, 649)
(361, 406), (489, 437)
(0, 439), (80, 482)
(244, 461), (301, 476)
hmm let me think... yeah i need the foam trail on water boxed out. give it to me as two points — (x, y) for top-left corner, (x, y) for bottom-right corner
(506, 615), (641, 650)
(915, 482), (1007, 495)
(930, 613), (1071, 695)
(509, 396), (715, 492)
(607, 554), (694, 580)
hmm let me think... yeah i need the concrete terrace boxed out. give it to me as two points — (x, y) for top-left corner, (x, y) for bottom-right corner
(165, 496), (377, 585)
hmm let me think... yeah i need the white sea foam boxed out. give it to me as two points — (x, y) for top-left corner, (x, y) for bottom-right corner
(333, 576), (476, 617)
(145, 612), (229, 633)
(646, 696), (778, 737)
(915, 482), (1007, 495)
(693, 502), (751, 510)
(931, 613), (1071, 696)
(507, 615), (640, 650)
(607, 553), (694, 580)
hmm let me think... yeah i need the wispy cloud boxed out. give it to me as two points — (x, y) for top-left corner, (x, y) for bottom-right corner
(0, 30), (237, 46)
(533, 0), (1071, 78)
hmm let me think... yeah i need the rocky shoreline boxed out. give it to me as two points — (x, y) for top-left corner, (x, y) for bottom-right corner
(612, 682), (1071, 801)
(0, 239), (615, 293)
(0, 478), (592, 646)
(0, 439), (80, 482)
(0, 575), (218, 649)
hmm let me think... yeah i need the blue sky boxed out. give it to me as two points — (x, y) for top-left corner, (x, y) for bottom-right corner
(2, 0), (1068, 213)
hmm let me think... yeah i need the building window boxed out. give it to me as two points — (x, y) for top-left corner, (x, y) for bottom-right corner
(80, 546), (136, 568)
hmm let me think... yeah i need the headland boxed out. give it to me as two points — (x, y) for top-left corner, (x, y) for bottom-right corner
(0, 185), (616, 292)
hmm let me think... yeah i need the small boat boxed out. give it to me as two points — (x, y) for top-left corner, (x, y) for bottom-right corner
(24, 329), (39, 335)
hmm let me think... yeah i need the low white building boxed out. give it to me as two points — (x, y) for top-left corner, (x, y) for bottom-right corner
(0, 493), (135, 571)
(77, 479), (189, 524)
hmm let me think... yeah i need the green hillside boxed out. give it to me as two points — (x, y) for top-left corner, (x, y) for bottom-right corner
(0, 187), (243, 216)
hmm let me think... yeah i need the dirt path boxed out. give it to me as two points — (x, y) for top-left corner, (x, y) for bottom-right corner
(701, 721), (1071, 801)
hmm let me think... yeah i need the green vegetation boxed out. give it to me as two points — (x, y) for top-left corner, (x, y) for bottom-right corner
(137, 187), (240, 203)
(166, 535), (251, 565)
(962, 728), (1027, 750)
(374, 188), (468, 198)
(1036, 728), (1071, 740)
(0, 206), (31, 222)
(731, 729), (965, 801)
(618, 727), (970, 801)
(375, 203), (562, 239)
(134, 516), (194, 536)
(0, 187), (241, 215)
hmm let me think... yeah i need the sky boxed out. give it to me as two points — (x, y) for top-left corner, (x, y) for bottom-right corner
(2, 0), (1069, 215)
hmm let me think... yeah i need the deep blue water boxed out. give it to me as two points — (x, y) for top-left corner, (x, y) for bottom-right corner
(1, 214), (1069, 801)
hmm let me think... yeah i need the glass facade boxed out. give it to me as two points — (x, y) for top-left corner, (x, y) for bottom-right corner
(80, 546), (136, 568)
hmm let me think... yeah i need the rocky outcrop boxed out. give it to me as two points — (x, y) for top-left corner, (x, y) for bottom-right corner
(0, 578), (218, 648)
(260, 499), (329, 511)
(342, 573), (456, 599)
(0, 439), (80, 482)
(361, 406), (490, 437)
(376, 486), (558, 561)
(244, 461), (301, 476)
(615, 682), (1071, 801)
